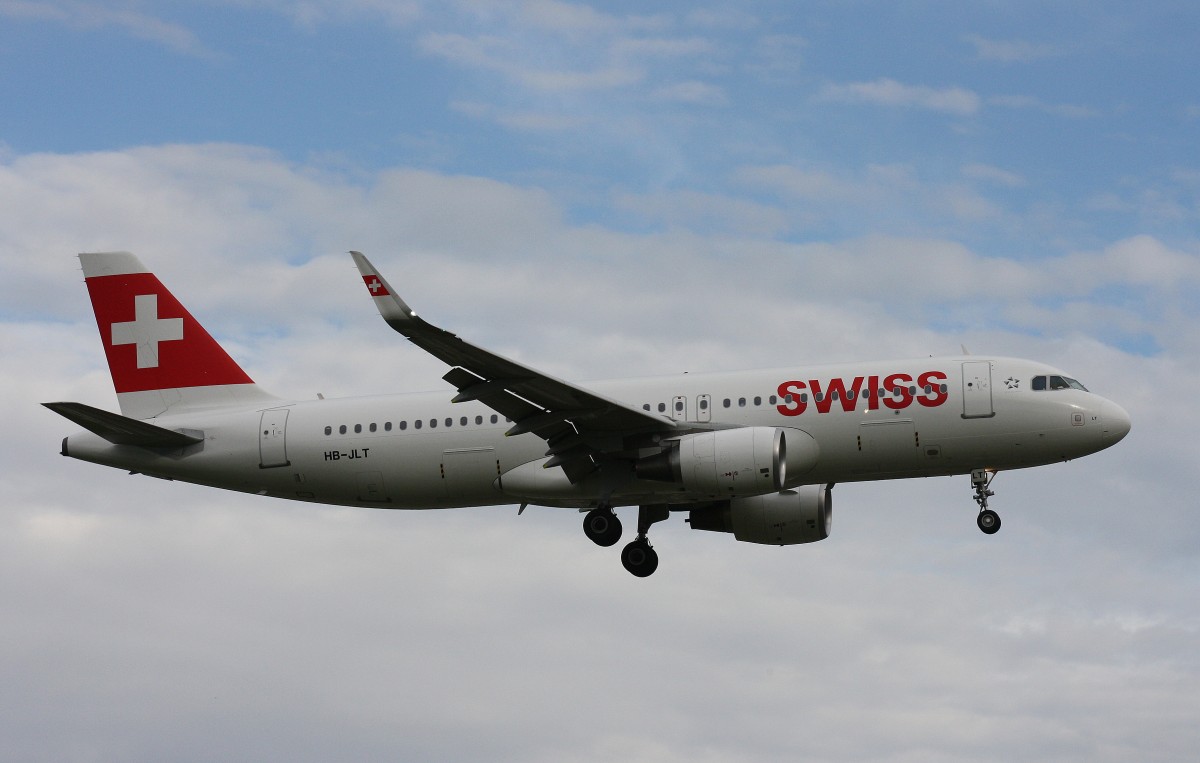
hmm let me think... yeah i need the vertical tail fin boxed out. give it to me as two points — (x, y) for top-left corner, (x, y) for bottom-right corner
(80, 252), (278, 419)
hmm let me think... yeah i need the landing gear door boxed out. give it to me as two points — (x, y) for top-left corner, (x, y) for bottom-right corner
(961, 361), (995, 419)
(259, 408), (290, 468)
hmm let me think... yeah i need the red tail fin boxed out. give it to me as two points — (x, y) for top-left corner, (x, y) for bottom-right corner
(81, 252), (277, 419)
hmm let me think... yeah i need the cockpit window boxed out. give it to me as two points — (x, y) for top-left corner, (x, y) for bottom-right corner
(1033, 375), (1088, 392)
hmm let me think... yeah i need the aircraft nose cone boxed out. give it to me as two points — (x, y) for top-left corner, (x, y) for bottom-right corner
(1101, 400), (1132, 445)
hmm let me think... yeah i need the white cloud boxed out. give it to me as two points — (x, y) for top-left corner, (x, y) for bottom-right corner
(962, 163), (1027, 188)
(990, 94), (1098, 118)
(0, 0), (218, 57)
(964, 34), (1066, 63)
(419, 31), (643, 91)
(3, 143), (1197, 762)
(650, 80), (728, 106)
(819, 78), (981, 116)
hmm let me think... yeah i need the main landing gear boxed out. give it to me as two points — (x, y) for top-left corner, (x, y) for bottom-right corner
(582, 506), (622, 547)
(582, 504), (669, 577)
(971, 468), (1001, 535)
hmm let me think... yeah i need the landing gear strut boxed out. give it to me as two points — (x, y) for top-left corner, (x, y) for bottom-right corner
(971, 468), (1001, 535)
(621, 505), (669, 578)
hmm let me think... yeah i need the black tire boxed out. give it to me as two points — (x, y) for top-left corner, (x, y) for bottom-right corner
(583, 508), (622, 547)
(977, 509), (1001, 535)
(621, 539), (659, 577)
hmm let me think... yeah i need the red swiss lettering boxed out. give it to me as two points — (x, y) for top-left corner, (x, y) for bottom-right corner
(809, 376), (864, 413)
(882, 372), (913, 410)
(776, 381), (807, 416)
(917, 370), (949, 408)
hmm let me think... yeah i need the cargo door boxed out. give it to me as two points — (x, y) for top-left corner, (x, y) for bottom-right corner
(856, 420), (918, 474)
(442, 447), (498, 502)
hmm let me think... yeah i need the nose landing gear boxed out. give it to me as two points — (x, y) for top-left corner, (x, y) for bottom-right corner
(971, 468), (1001, 535)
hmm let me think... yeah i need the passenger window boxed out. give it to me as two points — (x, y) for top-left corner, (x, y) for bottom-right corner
(700, 398), (709, 410)
(339, 425), (346, 434)
(491, 415), (499, 424)
(430, 419), (437, 428)
(414, 420), (422, 430)
(643, 404), (650, 411)
(738, 397), (746, 407)
(400, 421), (407, 430)
(369, 423), (377, 433)
(446, 418), (453, 427)
(354, 424), (362, 433)
(385, 422), (392, 431)
(324, 426), (332, 436)
(658, 403), (666, 413)
(723, 399), (731, 408)
(475, 415), (483, 425)
(753, 396), (762, 406)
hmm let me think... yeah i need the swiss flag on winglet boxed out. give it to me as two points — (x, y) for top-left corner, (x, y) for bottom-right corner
(362, 275), (389, 297)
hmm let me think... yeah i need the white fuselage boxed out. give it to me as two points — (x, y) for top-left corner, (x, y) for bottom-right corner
(61, 355), (1127, 511)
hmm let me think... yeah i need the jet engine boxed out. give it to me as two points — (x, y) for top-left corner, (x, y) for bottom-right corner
(635, 426), (819, 497)
(688, 484), (833, 545)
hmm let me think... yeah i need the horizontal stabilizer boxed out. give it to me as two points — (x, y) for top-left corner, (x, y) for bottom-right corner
(42, 401), (203, 448)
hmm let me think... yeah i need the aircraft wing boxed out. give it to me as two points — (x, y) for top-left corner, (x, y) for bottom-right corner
(350, 252), (680, 481)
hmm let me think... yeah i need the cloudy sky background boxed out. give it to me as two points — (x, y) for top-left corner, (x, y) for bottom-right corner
(2, 2), (1197, 760)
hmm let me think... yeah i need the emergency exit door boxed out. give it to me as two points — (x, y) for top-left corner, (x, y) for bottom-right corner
(259, 408), (290, 468)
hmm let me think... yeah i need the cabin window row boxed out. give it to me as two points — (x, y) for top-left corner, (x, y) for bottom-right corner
(324, 414), (509, 436)
(636, 385), (951, 412)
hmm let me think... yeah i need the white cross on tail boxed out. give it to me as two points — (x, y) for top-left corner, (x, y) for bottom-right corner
(110, 294), (184, 368)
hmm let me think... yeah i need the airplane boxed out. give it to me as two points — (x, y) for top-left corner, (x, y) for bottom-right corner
(45, 251), (1132, 577)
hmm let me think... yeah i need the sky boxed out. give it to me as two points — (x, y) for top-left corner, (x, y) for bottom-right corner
(2, 1), (1198, 761)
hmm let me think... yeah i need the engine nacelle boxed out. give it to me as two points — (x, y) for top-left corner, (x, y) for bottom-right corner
(636, 427), (819, 497)
(688, 484), (833, 545)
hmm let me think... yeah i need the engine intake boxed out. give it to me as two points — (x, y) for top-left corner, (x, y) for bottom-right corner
(688, 484), (833, 545)
(636, 427), (818, 497)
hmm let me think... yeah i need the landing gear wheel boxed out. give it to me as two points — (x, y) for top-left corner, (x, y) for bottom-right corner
(583, 507), (622, 547)
(621, 538), (659, 577)
(977, 509), (1001, 535)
